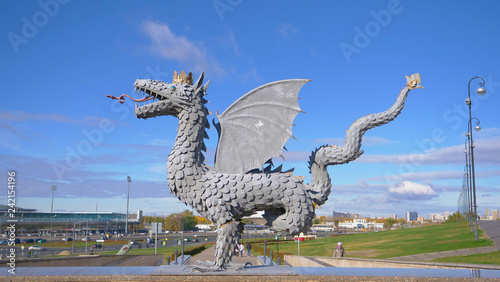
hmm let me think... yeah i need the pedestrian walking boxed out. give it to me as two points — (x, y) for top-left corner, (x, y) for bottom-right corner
(239, 243), (244, 257)
(246, 242), (252, 256)
(333, 242), (345, 257)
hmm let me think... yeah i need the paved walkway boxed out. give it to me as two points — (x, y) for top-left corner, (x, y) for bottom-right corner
(389, 246), (498, 261)
(390, 220), (500, 261)
(479, 220), (500, 249)
(187, 245), (259, 265)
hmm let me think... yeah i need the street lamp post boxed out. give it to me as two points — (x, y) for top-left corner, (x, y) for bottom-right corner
(72, 221), (87, 254)
(465, 76), (486, 241)
(72, 223), (75, 253)
(178, 215), (184, 260)
(50, 186), (57, 212)
(464, 140), (472, 229)
(126, 176), (131, 234)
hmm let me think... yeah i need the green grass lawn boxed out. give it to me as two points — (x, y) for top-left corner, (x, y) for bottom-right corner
(42, 243), (210, 263)
(23, 239), (133, 249)
(434, 251), (500, 265)
(92, 243), (211, 263)
(256, 221), (494, 260)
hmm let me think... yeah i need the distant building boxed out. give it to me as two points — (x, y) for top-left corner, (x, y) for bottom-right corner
(129, 210), (143, 221)
(338, 219), (383, 230)
(417, 217), (424, 223)
(430, 213), (445, 222)
(247, 210), (267, 225)
(406, 211), (417, 222)
(195, 224), (216, 230)
(312, 223), (336, 232)
(0, 205), (142, 235)
(444, 211), (450, 219)
(393, 214), (397, 219)
(493, 210), (499, 220)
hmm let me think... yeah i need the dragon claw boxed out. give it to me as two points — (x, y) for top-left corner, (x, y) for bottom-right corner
(405, 73), (423, 90)
(183, 260), (251, 273)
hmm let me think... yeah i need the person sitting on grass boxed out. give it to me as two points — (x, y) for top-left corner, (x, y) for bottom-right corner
(333, 242), (345, 257)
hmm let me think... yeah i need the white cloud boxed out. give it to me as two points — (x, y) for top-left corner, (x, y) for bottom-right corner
(140, 20), (225, 76)
(385, 181), (437, 201)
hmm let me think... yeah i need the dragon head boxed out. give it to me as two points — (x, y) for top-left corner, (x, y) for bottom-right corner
(132, 71), (209, 119)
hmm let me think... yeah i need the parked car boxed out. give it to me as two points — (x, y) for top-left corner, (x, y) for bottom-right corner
(35, 238), (47, 243)
(0, 240), (8, 245)
(92, 244), (102, 249)
(62, 237), (73, 242)
(21, 239), (35, 244)
(81, 237), (92, 242)
(128, 241), (139, 245)
(29, 245), (44, 251)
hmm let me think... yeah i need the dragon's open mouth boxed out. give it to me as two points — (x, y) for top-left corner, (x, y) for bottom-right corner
(107, 79), (191, 119)
(106, 86), (164, 105)
(107, 86), (172, 119)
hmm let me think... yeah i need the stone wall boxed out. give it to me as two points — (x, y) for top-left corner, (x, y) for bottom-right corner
(3, 254), (163, 267)
(284, 255), (500, 270)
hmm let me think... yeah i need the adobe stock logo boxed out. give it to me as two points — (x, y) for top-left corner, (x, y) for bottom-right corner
(213, 0), (243, 22)
(7, 0), (70, 54)
(339, 0), (403, 63)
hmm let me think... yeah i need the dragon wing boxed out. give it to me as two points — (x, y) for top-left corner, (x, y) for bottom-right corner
(214, 79), (309, 174)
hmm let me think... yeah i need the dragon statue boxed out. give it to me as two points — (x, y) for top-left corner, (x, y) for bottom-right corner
(108, 71), (422, 271)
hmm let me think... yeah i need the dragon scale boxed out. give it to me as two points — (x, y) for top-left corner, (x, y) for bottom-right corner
(110, 71), (422, 270)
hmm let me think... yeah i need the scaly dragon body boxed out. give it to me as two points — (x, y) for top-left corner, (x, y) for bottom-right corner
(109, 71), (422, 270)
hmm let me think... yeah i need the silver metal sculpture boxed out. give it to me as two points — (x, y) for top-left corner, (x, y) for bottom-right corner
(116, 242), (133, 255)
(108, 71), (422, 270)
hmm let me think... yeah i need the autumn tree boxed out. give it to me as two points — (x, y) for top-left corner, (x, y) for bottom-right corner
(384, 218), (396, 229)
(445, 212), (465, 223)
(164, 210), (198, 231)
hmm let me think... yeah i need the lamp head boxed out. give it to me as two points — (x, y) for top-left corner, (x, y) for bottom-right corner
(476, 87), (486, 96)
(475, 125), (481, 132)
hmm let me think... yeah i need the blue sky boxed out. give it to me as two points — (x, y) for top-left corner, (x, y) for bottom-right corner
(1, 0), (499, 219)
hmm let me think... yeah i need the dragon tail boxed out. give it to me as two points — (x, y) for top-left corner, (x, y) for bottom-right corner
(307, 74), (423, 205)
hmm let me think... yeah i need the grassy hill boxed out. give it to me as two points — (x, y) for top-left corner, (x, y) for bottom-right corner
(259, 221), (494, 260)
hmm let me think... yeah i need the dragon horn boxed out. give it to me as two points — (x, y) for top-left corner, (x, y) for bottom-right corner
(194, 71), (205, 91)
(202, 80), (210, 94)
